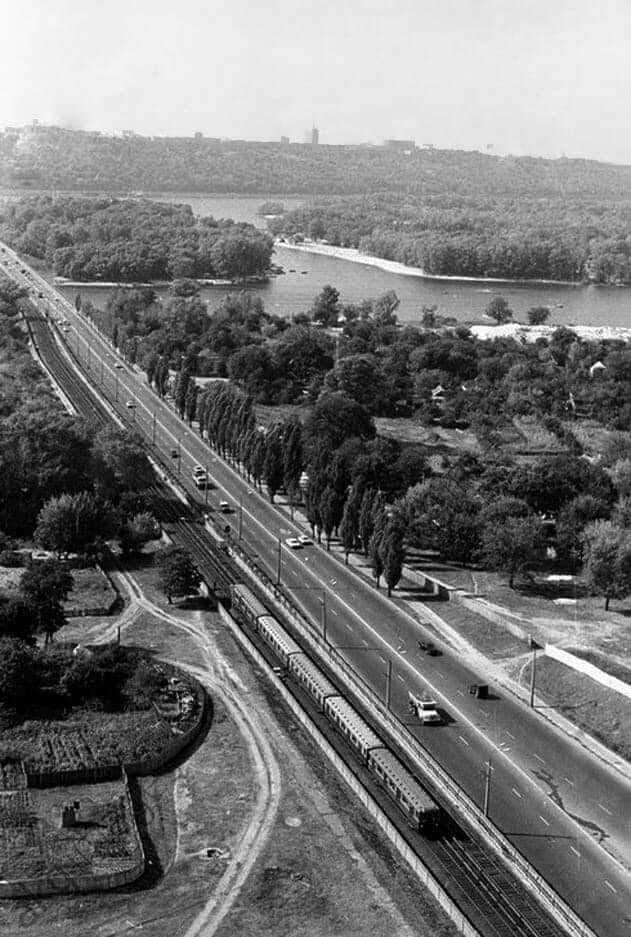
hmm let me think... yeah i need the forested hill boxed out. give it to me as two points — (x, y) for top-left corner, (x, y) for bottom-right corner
(4, 125), (631, 198)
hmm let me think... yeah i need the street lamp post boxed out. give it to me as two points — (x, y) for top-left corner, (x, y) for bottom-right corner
(238, 498), (243, 539)
(529, 635), (540, 708)
(319, 594), (327, 643)
(276, 532), (282, 586)
(177, 440), (182, 476)
(152, 412), (157, 445)
(483, 758), (492, 817)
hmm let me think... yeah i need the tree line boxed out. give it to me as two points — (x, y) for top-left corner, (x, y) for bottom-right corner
(0, 196), (273, 283)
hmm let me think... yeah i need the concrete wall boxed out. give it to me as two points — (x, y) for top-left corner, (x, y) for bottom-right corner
(545, 645), (631, 701)
(218, 604), (482, 937)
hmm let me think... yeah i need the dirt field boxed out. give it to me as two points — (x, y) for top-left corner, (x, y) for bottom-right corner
(8, 562), (458, 937)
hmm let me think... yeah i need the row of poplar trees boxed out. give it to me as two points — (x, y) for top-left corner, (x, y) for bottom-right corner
(196, 383), (406, 595)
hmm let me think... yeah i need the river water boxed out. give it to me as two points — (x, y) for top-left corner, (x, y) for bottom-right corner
(4, 191), (630, 327)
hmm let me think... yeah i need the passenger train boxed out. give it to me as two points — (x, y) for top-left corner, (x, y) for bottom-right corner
(230, 583), (443, 834)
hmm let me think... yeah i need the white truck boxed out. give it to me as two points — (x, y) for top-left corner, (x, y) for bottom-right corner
(408, 691), (442, 725)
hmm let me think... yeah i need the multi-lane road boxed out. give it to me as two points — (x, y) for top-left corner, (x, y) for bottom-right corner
(3, 246), (630, 936)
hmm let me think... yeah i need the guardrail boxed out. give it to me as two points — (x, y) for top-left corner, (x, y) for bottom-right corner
(224, 540), (598, 937)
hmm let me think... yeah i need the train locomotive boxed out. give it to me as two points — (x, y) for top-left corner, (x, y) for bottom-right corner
(230, 583), (442, 834)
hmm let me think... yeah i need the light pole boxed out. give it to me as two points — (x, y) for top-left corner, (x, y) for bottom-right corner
(152, 412), (157, 445)
(115, 374), (119, 402)
(529, 636), (540, 708)
(483, 758), (492, 817)
(238, 498), (243, 539)
(276, 532), (282, 585)
(319, 593), (327, 643)
(177, 440), (182, 476)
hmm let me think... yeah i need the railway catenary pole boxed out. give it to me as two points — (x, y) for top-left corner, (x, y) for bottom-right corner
(205, 465), (210, 506)
(152, 411), (157, 445)
(385, 657), (392, 710)
(483, 758), (492, 817)
(276, 531), (282, 586)
(238, 497), (243, 539)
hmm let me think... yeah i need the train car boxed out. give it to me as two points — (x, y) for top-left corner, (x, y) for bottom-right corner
(257, 614), (301, 667)
(367, 747), (442, 833)
(230, 583), (269, 624)
(324, 695), (382, 760)
(288, 652), (337, 710)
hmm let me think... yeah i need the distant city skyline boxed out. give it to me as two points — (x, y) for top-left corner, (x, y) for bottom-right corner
(2, 0), (631, 164)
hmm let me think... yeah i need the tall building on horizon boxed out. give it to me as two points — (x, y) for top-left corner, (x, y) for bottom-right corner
(310, 126), (319, 145)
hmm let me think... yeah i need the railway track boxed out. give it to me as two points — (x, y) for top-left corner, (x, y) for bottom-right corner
(22, 295), (578, 937)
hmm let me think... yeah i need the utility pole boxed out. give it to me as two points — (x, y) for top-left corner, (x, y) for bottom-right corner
(100, 358), (104, 383)
(115, 374), (119, 402)
(276, 533), (282, 586)
(152, 412), (156, 445)
(385, 657), (392, 710)
(483, 759), (492, 817)
(529, 636), (538, 708)
(238, 498), (243, 539)
(204, 465), (210, 506)
(320, 593), (327, 643)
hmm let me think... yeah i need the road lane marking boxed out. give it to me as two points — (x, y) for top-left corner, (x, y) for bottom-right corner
(458, 735), (469, 747)
(343, 622), (352, 631)
(563, 777), (574, 787)
(511, 788), (522, 799)
(598, 803), (612, 816)
(396, 674), (404, 682)
(329, 608), (338, 616)
(570, 845), (580, 858)
(539, 816), (550, 827)
(58, 320), (628, 877)
(533, 753), (545, 764)
(379, 655), (387, 664)
(361, 639), (368, 647)
(506, 731), (515, 740)
(604, 880), (617, 894)
(456, 690), (464, 696)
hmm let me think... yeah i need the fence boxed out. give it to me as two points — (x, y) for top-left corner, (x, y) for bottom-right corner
(0, 768), (144, 898)
(545, 645), (631, 700)
(223, 542), (597, 937)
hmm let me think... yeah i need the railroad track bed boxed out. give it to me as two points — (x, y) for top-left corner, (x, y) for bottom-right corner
(23, 297), (579, 937)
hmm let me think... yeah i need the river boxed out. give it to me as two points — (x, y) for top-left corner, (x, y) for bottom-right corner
(4, 191), (631, 327)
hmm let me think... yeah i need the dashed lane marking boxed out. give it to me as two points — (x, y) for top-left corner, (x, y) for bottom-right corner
(604, 880), (617, 894)
(533, 753), (545, 763)
(539, 816), (550, 827)
(598, 803), (613, 816)
(570, 845), (580, 858)
(458, 735), (469, 747)
(512, 788), (523, 799)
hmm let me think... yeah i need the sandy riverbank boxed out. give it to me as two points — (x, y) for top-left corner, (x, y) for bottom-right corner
(276, 239), (582, 287)
(471, 322), (631, 343)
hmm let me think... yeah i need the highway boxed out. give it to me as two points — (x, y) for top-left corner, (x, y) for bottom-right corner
(3, 247), (630, 936)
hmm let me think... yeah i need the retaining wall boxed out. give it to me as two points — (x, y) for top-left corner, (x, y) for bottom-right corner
(218, 604), (481, 937)
(545, 645), (631, 700)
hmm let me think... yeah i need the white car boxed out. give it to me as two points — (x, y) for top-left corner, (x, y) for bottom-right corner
(285, 537), (303, 549)
(408, 692), (442, 725)
(219, 501), (231, 513)
(125, 400), (136, 409)
(193, 464), (206, 477)
(297, 534), (313, 546)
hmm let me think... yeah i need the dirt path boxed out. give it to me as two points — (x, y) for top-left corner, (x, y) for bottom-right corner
(90, 571), (283, 937)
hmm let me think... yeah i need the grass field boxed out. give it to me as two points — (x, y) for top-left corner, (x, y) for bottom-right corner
(63, 566), (118, 615)
(512, 656), (631, 760)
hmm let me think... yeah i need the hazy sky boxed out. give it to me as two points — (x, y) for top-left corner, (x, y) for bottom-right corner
(2, 0), (630, 162)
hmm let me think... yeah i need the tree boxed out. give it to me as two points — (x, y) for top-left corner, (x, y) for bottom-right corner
(282, 421), (303, 512)
(480, 516), (545, 588)
(319, 485), (344, 550)
(583, 521), (631, 610)
(555, 495), (610, 570)
(304, 392), (375, 454)
(20, 559), (73, 644)
(0, 597), (38, 644)
(358, 488), (376, 555)
(527, 306), (550, 326)
(156, 547), (201, 604)
(338, 484), (362, 563)
(485, 296), (513, 324)
(382, 519), (406, 597)
(120, 512), (160, 557)
(92, 427), (154, 499)
(310, 285), (340, 327)
(262, 428), (284, 503)
(0, 637), (38, 706)
(35, 492), (114, 556)
(610, 459), (631, 499)
(368, 506), (388, 588)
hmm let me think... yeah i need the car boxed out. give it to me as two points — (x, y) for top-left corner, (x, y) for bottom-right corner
(219, 501), (231, 513)
(170, 448), (179, 458)
(408, 692), (442, 724)
(125, 400), (136, 409)
(115, 363), (124, 370)
(297, 534), (313, 546)
(418, 640), (441, 656)
(285, 537), (303, 549)
(192, 464), (206, 477)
